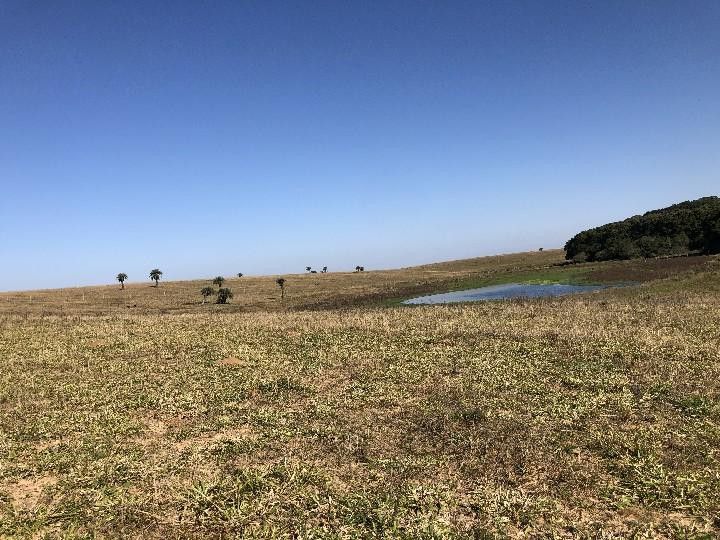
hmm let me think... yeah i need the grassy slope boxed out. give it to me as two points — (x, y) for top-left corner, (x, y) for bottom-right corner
(0, 249), (715, 315)
(0, 250), (566, 316)
(1, 252), (720, 538)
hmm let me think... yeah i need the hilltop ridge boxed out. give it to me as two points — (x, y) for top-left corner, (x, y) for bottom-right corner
(565, 196), (720, 262)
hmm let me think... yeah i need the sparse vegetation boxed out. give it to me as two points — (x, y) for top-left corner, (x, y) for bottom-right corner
(212, 276), (225, 288)
(276, 278), (286, 301)
(1, 257), (719, 537)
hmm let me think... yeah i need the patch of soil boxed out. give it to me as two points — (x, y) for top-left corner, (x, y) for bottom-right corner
(215, 357), (245, 367)
(173, 426), (254, 452)
(33, 439), (63, 452)
(7, 475), (57, 511)
(133, 414), (188, 447)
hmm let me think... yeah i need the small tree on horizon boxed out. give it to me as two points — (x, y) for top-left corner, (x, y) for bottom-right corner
(216, 288), (233, 304)
(213, 276), (225, 288)
(200, 286), (215, 304)
(116, 273), (128, 289)
(237, 272), (243, 278)
(305, 266), (312, 273)
(276, 278), (286, 301)
(150, 269), (162, 287)
(322, 266), (328, 273)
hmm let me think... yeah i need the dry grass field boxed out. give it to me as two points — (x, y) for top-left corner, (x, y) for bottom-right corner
(0, 250), (567, 316)
(0, 250), (714, 316)
(1, 251), (720, 538)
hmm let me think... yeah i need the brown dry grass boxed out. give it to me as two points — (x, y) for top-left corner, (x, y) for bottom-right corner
(1, 251), (719, 538)
(0, 250), (566, 316)
(1, 250), (716, 317)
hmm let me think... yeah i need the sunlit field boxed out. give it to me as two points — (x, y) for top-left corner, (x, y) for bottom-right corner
(0, 250), (714, 316)
(1, 252), (720, 538)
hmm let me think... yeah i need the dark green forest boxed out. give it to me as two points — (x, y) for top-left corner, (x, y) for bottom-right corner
(565, 196), (720, 262)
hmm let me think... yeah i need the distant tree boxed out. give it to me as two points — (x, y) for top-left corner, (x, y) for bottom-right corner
(276, 278), (286, 300)
(355, 265), (361, 272)
(116, 273), (128, 289)
(200, 286), (215, 304)
(237, 272), (244, 278)
(213, 276), (225, 288)
(310, 270), (317, 273)
(216, 288), (233, 304)
(322, 266), (328, 273)
(149, 269), (162, 287)
(305, 266), (312, 273)
(359, 266), (364, 272)
(539, 248), (544, 252)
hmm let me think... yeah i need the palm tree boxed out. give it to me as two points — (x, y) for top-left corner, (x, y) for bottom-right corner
(322, 266), (328, 273)
(276, 278), (286, 300)
(200, 286), (215, 304)
(216, 288), (233, 304)
(305, 266), (312, 273)
(150, 268), (162, 287)
(212, 276), (225, 288)
(237, 272), (243, 278)
(116, 273), (128, 289)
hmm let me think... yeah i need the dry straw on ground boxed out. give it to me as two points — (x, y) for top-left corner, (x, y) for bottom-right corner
(1, 251), (719, 538)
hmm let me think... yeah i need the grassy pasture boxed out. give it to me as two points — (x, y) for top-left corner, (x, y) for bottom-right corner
(0, 250), (566, 316)
(1, 251), (720, 538)
(0, 250), (714, 315)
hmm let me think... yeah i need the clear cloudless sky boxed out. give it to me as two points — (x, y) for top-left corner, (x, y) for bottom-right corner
(1, 1), (719, 291)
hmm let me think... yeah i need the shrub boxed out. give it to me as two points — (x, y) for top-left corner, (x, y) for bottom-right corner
(216, 288), (233, 304)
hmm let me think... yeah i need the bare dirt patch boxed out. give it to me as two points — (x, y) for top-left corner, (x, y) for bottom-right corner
(173, 426), (255, 452)
(132, 414), (188, 447)
(215, 356), (245, 367)
(32, 439), (63, 452)
(7, 475), (57, 511)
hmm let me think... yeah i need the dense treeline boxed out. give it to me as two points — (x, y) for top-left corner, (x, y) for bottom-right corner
(565, 196), (720, 262)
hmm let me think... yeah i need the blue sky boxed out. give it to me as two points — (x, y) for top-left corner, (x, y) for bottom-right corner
(1, 1), (718, 291)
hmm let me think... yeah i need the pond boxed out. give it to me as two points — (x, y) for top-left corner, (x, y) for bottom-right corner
(402, 283), (607, 305)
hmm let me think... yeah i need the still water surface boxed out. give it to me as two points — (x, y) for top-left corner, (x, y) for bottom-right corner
(403, 283), (606, 305)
